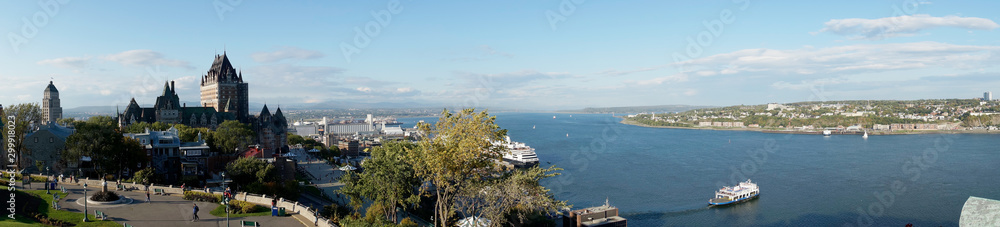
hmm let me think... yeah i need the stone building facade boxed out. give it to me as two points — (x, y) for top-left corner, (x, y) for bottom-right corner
(22, 123), (74, 174)
(42, 81), (62, 124)
(119, 81), (236, 129)
(253, 105), (288, 157)
(201, 52), (249, 121)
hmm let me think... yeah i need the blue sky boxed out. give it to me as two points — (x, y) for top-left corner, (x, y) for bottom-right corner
(2, 0), (1000, 110)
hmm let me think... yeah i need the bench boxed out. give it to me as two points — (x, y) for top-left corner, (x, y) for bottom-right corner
(154, 188), (165, 195)
(95, 210), (108, 220)
(241, 221), (260, 227)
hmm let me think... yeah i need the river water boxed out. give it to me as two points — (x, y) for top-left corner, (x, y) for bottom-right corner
(401, 112), (999, 226)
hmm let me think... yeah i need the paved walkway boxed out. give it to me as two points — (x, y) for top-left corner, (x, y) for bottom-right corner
(54, 182), (307, 227)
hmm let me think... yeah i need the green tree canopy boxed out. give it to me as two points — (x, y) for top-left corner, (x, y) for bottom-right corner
(5, 103), (41, 168)
(410, 108), (508, 226)
(213, 120), (254, 154)
(340, 141), (421, 223)
(64, 117), (145, 179)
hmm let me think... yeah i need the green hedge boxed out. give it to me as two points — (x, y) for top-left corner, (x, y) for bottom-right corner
(227, 200), (265, 214)
(183, 191), (222, 203)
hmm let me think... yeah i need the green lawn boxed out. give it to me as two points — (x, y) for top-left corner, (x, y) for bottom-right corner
(0, 214), (41, 226)
(209, 204), (273, 218)
(23, 190), (121, 227)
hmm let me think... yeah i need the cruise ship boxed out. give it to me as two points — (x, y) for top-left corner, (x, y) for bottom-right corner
(498, 136), (539, 167)
(709, 179), (759, 206)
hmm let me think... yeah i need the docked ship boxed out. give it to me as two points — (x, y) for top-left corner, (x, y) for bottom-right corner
(709, 179), (759, 206)
(498, 136), (539, 167)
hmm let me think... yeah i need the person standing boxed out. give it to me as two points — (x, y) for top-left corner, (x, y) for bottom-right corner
(145, 191), (151, 203)
(192, 203), (200, 221)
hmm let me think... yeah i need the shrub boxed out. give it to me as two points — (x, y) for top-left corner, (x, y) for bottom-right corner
(399, 217), (419, 227)
(227, 200), (263, 214)
(183, 191), (222, 203)
(34, 213), (70, 227)
(90, 191), (120, 202)
(30, 176), (49, 183)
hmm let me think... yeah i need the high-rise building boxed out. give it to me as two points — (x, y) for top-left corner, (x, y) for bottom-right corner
(42, 81), (62, 124)
(200, 52), (249, 121)
(985, 92), (993, 101)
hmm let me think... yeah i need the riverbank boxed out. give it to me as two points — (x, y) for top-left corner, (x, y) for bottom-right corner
(618, 117), (1000, 135)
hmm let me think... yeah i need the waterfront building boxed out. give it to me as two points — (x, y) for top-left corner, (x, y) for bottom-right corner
(564, 199), (627, 227)
(42, 81), (63, 124)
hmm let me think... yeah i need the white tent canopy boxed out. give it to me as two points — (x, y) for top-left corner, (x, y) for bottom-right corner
(457, 216), (490, 227)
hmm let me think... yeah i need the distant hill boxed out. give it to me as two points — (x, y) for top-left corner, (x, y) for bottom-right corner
(560, 105), (714, 114)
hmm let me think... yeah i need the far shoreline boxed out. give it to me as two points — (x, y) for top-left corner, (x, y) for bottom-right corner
(616, 117), (1000, 135)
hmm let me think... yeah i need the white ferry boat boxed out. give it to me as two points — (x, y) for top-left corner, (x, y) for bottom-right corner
(822, 130), (832, 136)
(709, 179), (759, 206)
(498, 136), (539, 167)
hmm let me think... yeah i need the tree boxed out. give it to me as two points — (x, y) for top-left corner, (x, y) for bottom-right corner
(455, 166), (565, 226)
(5, 103), (41, 169)
(213, 120), (254, 154)
(130, 167), (160, 184)
(410, 108), (507, 226)
(339, 141), (421, 224)
(287, 133), (305, 146)
(56, 118), (75, 127)
(64, 117), (145, 179)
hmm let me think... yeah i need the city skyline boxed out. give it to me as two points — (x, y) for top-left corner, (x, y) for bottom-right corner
(3, 1), (1000, 110)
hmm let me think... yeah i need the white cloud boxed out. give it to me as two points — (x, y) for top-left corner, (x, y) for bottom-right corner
(103, 50), (191, 68)
(251, 64), (344, 88)
(37, 57), (91, 69)
(817, 14), (999, 40)
(356, 87), (372, 93)
(629, 73), (689, 85)
(251, 46), (325, 63)
(674, 41), (1000, 75)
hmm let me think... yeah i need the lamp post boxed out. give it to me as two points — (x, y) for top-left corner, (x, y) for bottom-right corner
(222, 171), (229, 227)
(82, 183), (89, 222)
(46, 167), (50, 194)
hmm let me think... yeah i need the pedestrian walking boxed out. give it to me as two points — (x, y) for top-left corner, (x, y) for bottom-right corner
(192, 203), (200, 221)
(146, 191), (150, 203)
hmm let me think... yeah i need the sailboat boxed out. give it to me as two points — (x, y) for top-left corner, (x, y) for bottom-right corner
(862, 131), (869, 139)
(532, 125), (536, 129)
